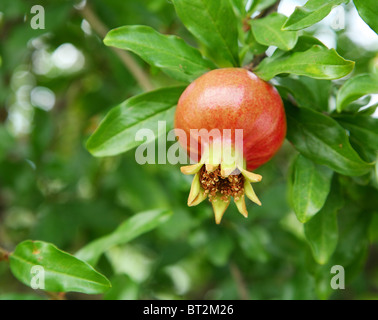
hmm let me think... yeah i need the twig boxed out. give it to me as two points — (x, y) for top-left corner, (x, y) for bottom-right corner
(0, 247), (9, 262)
(79, 5), (154, 92)
(243, 52), (267, 71)
(242, 0), (280, 69)
(45, 291), (66, 301)
(229, 262), (250, 300)
(243, 0), (281, 31)
(254, 0), (281, 19)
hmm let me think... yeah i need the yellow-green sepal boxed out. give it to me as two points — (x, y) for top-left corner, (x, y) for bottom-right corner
(234, 195), (248, 218)
(181, 162), (203, 175)
(211, 196), (231, 224)
(244, 181), (262, 206)
(187, 172), (202, 206)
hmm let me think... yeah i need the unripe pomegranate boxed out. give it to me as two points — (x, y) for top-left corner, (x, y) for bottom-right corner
(174, 68), (286, 224)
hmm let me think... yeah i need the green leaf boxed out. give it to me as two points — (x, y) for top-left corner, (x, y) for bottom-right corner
(245, 30), (268, 56)
(276, 76), (331, 111)
(255, 45), (354, 80)
(282, 0), (346, 31)
(304, 179), (343, 264)
(335, 115), (378, 150)
(285, 102), (374, 176)
(86, 86), (185, 157)
(336, 74), (378, 112)
(230, 0), (248, 16)
(358, 103), (378, 116)
(338, 96), (372, 114)
(248, 0), (277, 14)
(172, 0), (239, 67)
(354, 0), (378, 34)
(76, 209), (171, 266)
(290, 154), (334, 223)
(291, 35), (327, 52)
(334, 209), (371, 267)
(9, 241), (111, 294)
(104, 25), (216, 82)
(251, 13), (298, 50)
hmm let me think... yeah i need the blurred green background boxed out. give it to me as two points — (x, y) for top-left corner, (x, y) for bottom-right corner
(0, 0), (378, 300)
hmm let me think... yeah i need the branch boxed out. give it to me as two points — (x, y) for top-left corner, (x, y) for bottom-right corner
(45, 291), (66, 301)
(0, 247), (9, 262)
(243, 0), (280, 69)
(229, 262), (250, 300)
(243, 52), (267, 71)
(79, 5), (154, 92)
(254, 0), (281, 19)
(243, 0), (281, 31)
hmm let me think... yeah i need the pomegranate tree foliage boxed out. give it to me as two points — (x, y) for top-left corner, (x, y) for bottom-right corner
(0, 0), (377, 300)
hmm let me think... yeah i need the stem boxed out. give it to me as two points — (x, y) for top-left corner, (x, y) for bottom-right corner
(243, 0), (281, 31)
(254, 0), (281, 19)
(79, 5), (154, 92)
(45, 292), (66, 301)
(0, 247), (10, 262)
(229, 262), (250, 300)
(243, 52), (267, 71)
(242, 0), (281, 69)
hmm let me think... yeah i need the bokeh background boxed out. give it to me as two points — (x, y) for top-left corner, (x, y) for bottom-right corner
(0, 0), (378, 300)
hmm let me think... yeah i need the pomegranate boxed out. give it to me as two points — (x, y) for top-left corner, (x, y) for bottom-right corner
(174, 68), (286, 224)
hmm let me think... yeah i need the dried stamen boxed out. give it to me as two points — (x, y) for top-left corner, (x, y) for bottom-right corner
(199, 166), (245, 202)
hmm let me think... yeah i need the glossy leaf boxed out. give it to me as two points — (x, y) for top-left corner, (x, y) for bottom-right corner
(354, 0), (378, 34)
(76, 209), (171, 266)
(282, 0), (346, 31)
(304, 180), (343, 264)
(285, 103), (373, 176)
(277, 76), (331, 111)
(87, 86), (185, 157)
(335, 115), (378, 151)
(245, 30), (268, 56)
(290, 154), (334, 223)
(251, 13), (298, 50)
(336, 74), (378, 112)
(248, 0), (277, 14)
(172, 0), (239, 67)
(255, 45), (354, 81)
(104, 25), (216, 82)
(9, 241), (111, 294)
(230, 0), (248, 16)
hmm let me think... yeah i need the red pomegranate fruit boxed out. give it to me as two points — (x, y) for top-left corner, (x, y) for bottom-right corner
(174, 68), (286, 224)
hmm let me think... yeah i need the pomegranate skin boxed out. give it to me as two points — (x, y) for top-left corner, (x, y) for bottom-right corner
(174, 68), (286, 170)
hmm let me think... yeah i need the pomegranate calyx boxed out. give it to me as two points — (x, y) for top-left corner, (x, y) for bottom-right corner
(244, 179), (262, 206)
(180, 162), (203, 175)
(187, 172), (202, 206)
(180, 145), (262, 224)
(234, 195), (248, 218)
(211, 195), (231, 224)
(238, 166), (263, 183)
